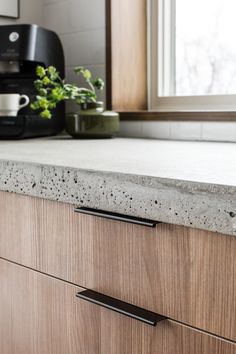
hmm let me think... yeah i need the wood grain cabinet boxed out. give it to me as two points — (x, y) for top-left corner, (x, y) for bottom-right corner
(0, 191), (236, 353)
(0, 259), (235, 354)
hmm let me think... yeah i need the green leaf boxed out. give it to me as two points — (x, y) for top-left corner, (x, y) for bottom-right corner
(34, 80), (43, 90)
(93, 78), (105, 90)
(74, 66), (84, 75)
(40, 109), (52, 119)
(32, 64), (104, 120)
(47, 66), (59, 81)
(36, 66), (46, 78)
(83, 69), (92, 80)
(48, 102), (57, 109)
(48, 66), (57, 75)
(39, 88), (48, 96)
(30, 102), (40, 110)
(42, 76), (51, 86)
(51, 87), (66, 101)
(38, 97), (49, 109)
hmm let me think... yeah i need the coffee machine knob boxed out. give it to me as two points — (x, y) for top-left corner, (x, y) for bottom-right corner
(9, 32), (19, 42)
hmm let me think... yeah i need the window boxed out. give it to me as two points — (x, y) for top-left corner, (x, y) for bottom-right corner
(149, 0), (236, 111)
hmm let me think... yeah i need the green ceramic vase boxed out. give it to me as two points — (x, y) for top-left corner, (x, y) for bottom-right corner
(66, 102), (120, 139)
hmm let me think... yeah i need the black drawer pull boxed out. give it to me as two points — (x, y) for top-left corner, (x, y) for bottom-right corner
(76, 290), (166, 326)
(74, 207), (159, 227)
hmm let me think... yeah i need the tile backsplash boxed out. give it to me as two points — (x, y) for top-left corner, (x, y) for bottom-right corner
(119, 121), (236, 142)
(43, 0), (106, 109)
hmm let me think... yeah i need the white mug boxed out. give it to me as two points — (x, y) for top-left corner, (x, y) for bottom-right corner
(0, 94), (30, 117)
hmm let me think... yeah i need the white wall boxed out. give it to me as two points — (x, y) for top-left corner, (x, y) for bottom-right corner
(43, 0), (106, 110)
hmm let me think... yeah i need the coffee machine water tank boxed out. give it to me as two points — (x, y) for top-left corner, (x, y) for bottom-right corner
(0, 24), (65, 139)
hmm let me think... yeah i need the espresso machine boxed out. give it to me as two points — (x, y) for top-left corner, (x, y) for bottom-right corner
(0, 24), (65, 138)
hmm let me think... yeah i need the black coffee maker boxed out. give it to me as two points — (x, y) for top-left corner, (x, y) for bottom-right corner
(0, 24), (65, 139)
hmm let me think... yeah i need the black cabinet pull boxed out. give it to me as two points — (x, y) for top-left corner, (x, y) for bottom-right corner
(76, 290), (167, 326)
(74, 207), (160, 227)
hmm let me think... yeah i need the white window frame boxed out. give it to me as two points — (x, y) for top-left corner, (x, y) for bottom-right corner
(148, 0), (236, 112)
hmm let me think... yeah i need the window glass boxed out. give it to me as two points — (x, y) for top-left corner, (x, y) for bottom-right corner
(176, 0), (236, 96)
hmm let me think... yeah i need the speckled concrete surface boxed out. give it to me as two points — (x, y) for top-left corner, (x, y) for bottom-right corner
(0, 137), (236, 236)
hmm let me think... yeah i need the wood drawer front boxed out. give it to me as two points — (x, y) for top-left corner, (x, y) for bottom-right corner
(0, 191), (236, 341)
(0, 259), (235, 354)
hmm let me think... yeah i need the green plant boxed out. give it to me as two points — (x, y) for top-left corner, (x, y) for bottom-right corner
(31, 65), (105, 119)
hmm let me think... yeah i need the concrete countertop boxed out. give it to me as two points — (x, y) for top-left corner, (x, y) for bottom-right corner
(0, 137), (235, 236)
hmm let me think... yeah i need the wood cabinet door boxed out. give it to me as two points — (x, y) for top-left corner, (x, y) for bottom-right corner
(0, 259), (100, 354)
(0, 259), (236, 354)
(0, 191), (236, 341)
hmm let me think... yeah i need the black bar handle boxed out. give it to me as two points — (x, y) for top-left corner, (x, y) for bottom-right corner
(76, 290), (167, 326)
(74, 207), (160, 228)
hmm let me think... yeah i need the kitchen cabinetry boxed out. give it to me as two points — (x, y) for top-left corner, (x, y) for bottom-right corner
(0, 259), (235, 354)
(0, 191), (235, 353)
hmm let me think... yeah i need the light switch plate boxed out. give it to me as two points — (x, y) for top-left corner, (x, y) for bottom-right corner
(0, 0), (19, 19)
